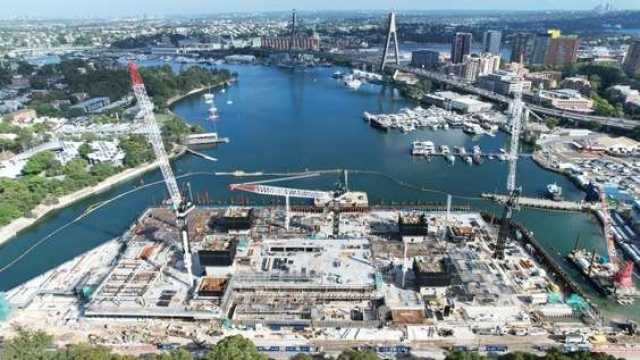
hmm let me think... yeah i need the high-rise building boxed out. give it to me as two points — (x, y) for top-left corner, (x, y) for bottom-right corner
(411, 50), (441, 69)
(451, 33), (472, 64)
(623, 40), (640, 77)
(544, 36), (580, 68)
(530, 33), (552, 66)
(483, 30), (502, 55)
(510, 33), (534, 63)
(459, 53), (501, 81)
(547, 29), (562, 39)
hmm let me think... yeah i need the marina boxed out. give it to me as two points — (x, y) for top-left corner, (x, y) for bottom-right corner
(0, 65), (624, 322)
(363, 106), (504, 135)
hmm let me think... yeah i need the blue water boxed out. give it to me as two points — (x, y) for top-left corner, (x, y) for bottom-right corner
(0, 63), (627, 317)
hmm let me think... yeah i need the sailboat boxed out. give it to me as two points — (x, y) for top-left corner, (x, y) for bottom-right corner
(203, 87), (214, 104)
(208, 105), (219, 120)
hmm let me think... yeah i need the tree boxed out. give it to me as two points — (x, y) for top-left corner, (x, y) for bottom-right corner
(631, 126), (640, 141)
(54, 342), (128, 360)
(78, 142), (92, 160)
(63, 158), (90, 179)
(16, 61), (35, 77)
(445, 352), (487, 360)
(204, 335), (267, 360)
(1, 328), (54, 359)
(545, 117), (560, 129)
(90, 163), (118, 179)
(22, 151), (60, 176)
(162, 115), (193, 144)
(139, 349), (193, 360)
(0, 63), (12, 85)
(120, 135), (154, 168)
(337, 349), (381, 360)
(290, 354), (314, 360)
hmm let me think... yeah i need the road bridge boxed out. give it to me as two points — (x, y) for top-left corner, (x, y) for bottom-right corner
(257, 48), (637, 132)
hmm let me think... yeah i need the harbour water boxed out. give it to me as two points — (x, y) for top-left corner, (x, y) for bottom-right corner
(0, 64), (635, 319)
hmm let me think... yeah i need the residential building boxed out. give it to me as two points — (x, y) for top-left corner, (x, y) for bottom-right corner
(532, 89), (594, 113)
(423, 91), (493, 113)
(623, 40), (640, 77)
(560, 77), (592, 96)
(483, 30), (502, 55)
(609, 85), (640, 113)
(545, 36), (580, 67)
(458, 53), (501, 82)
(4, 109), (36, 125)
(70, 97), (111, 114)
(451, 33), (472, 64)
(530, 33), (552, 66)
(526, 71), (562, 90)
(510, 33), (534, 63)
(411, 50), (441, 69)
(477, 71), (532, 95)
(261, 34), (320, 51)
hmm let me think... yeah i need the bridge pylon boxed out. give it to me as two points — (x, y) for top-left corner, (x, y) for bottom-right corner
(379, 12), (400, 73)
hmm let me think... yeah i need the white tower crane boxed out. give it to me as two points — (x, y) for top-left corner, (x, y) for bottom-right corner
(229, 183), (333, 230)
(128, 62), (194, 285)
(494, 89), (525, 259)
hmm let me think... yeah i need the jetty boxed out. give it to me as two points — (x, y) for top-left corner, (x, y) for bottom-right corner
(481, 193), (600, 212)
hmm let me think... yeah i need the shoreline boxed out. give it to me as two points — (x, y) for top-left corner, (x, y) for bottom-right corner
(165, 79), (233, 108)
(0, 77), (232, 247)
(0, 146), (187, 246)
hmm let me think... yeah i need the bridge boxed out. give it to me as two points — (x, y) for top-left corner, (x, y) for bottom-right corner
(256, 47), (638, 132)
(481, 193), (600, 212)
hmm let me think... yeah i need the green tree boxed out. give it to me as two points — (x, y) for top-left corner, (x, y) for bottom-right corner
(632, 126), (640, 141)
(63, 158), (90, 179)
(90, 163), (118, 179)
(337, 349), (381, 360)
(22, 151), (60, 176)
(0, 63), (12, 85)
(445, 351), (487, 360)
(1, 328), (54, 359)
(139, 349), (193, 360)
(54, 342), (128, 360)
(290, 354), (314, 360)
(592, 94), (618, 117)
(204, 335), (267, 360)
(78, 142), (92, 160)
(545, 117), (560, 129)
(120, 135), (154, 168)
(162, 115), (193, 144)
(16, 61), (35, 77)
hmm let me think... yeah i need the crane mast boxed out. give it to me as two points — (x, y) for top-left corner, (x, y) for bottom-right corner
(494, 89), (524, 259)
(128, 62), (194, 285)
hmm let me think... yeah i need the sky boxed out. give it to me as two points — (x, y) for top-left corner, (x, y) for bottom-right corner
(3, 0), (640, 19)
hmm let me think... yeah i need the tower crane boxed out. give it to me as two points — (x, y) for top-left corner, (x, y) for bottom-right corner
(229, 170), (366, 231)
(128, 62), (195, 285)
(494, 89), (525, 260)
(229, 183), (333, 230)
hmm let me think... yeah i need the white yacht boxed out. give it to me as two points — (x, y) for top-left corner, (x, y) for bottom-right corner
(344, 75), (362, 90)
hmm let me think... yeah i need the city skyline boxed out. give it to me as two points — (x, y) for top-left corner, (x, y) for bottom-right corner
(3, 0), (640, 19)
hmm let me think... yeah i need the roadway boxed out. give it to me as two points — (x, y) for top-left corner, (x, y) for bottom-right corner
(283, 49), (639, 132)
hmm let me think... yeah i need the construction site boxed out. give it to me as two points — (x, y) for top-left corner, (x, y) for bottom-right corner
(3, 60), (639, 356)
(2, 203), (620, 352)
